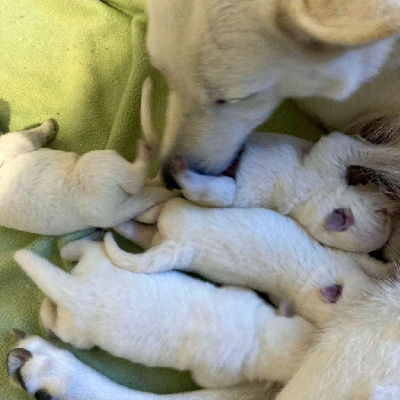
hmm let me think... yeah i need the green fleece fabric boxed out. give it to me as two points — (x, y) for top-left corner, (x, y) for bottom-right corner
(0, 0), (323, 398)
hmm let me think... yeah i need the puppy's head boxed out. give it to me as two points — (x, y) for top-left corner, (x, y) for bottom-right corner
(292, 184), (392, 252)
(147, 0), (400, 178)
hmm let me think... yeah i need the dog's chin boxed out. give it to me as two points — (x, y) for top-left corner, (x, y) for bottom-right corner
(162, 146), (245, 189)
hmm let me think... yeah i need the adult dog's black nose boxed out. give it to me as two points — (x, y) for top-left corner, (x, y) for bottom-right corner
(162, 163), (180, 189)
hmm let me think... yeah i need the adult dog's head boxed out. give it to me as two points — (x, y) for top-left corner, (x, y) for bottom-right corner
(146, 0), (400, 182)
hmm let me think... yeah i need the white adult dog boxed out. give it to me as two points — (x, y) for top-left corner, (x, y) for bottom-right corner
(104, 198), (392, 327)
(144, 0), (400, 185)
(8, 238), (315, 395)
(0, 120), (173, 234)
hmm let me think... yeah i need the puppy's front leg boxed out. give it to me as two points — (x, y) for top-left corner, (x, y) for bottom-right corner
(104, 232), (194, 273)
(7, 334), (277, 400)
(173, 161), (236, 207)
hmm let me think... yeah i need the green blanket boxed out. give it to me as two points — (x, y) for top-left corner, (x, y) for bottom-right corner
(0, 1), (323, 398)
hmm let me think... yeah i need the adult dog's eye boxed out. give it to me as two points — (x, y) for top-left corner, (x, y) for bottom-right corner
(215, 93), (257, 105)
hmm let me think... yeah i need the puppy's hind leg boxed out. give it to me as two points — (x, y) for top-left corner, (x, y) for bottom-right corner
(104, 232), (194, 273)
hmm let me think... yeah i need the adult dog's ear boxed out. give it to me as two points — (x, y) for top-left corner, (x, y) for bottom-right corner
(276, 0), (400, 47)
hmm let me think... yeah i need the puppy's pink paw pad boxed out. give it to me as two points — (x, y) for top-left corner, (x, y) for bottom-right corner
(320, 284), (343, 303)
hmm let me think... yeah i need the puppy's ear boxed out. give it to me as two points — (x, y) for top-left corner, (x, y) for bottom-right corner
(276, 0), (400, 47)
(325, 208), (355, 232)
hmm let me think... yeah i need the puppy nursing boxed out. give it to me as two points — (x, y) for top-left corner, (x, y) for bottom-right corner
(0, 120), (173, 235)
(13, 239), (316, 389)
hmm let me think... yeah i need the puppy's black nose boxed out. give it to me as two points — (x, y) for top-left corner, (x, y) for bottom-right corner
(162, 164), (180, 190)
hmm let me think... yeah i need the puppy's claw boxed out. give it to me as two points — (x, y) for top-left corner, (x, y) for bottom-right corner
(7, 348), (32, 391)
(11, 329), (27, 342)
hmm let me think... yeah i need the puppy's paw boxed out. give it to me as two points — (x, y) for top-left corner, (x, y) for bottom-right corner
(7, 333), (74, 398)
(41, 120), (56, 142)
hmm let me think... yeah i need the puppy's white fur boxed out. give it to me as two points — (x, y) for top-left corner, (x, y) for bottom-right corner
(145, 0), (400, 175)
(12, 240), (315, 392)
(171, 130), (392, 253)
(8, 260), (400, 400)
(0, 120), (173, 234)
(105, 198), (392, 327)
(141, 83), (393, 253)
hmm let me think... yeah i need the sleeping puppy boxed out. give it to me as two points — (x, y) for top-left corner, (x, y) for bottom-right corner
(0, 120), (173, 235)
(172, 131), (393, 253)
(104, 198), (393, 327)
(8, 241), (400, 400)
(142, 80), (394, 253)
(8, 238), (316, 396)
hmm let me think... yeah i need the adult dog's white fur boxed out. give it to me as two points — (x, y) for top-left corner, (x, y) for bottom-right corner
(145, 0), (400, 177)
(9, 239), (315, 395)
(0, 120), (173, 234)
(171, 130), (393, 253)
(104, 198), (393, 327)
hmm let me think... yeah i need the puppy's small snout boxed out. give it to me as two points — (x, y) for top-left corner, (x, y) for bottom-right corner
(162, 164), (180, 190)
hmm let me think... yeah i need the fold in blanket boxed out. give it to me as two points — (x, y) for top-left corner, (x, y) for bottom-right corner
(0, 0), (322, 399)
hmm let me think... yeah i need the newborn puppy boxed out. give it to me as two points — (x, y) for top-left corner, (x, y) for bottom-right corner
(104, 198), (393, 327)
(0, 120), (173, 234)
(12, 239), (316, 391)
(142, 80), (395, 253)
(171, 131), (393, 253)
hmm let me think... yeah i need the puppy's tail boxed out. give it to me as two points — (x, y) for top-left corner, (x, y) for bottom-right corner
(104, 232), (143, 272)
(105, 232), (194, 273)
(14, 249), (81, 311)
(141, 77), (161, 153)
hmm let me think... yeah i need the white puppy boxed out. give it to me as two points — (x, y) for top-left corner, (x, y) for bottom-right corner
(171, 130), (393, 253)
(7, 253), (400, 400)
(104, 198), (393, 327)
(9, 238), (315, 396)
(141, 80), (394, 253)
(0, 120), (173, 235)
